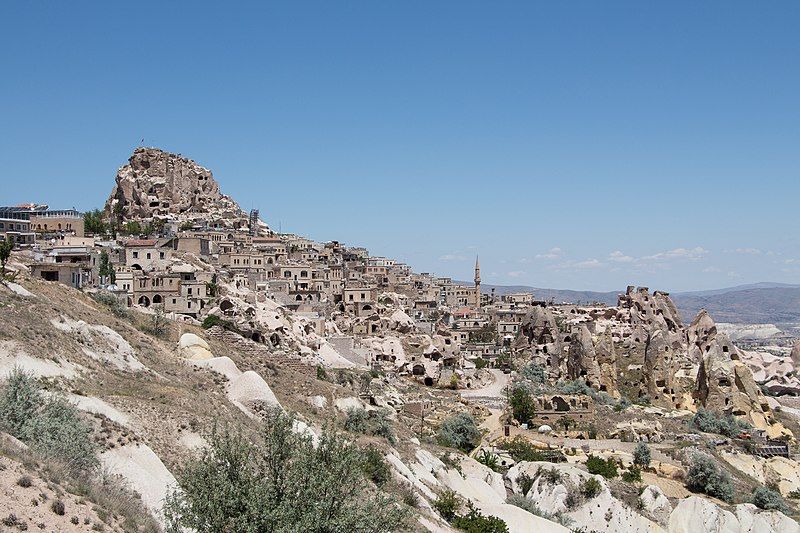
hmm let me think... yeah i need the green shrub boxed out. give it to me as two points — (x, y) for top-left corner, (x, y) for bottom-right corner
(316, 365), (328, 381)
(450, 502), (508, 533)
(506, 494), (573, 527)
(474, 357), (488, 370)
(0, 367), (41, 436)
(398, 483), (419, 508)
(21, 396), (99, 474)
(788, 489), (800, 499)
(539, 467), (563, 485)
(51, 500), (66, 516)
(360, 445), (391, 487)
(516, 472), (534, 496)
(17, 475), (33, 488)
(622, 466), (642, 483)
(509, 384), (535, 425)
(433, 490), (461, 521)
(344, 407), (369, 433)
(368, 409), (396, 444)
(752, 486), (788, 514)
(614, 397), (631, 411)
(585, 455), (618, 479)
(344, 408), (396, 444)
(91, 291), (128, 318)
(521, 362), (545, 384)
(500, 436), (565, 463)
(476, 449), (500, 472)
(633, 442), (651, 468)
(0, 369), (97, 475)
(164, 408), (407, 533)
(686, 453), (734, 503)
(438, 413), (481, 453)
(581, 477), (602, 499)
(201, 315), (223, 329)
(692, 409), (751, 437)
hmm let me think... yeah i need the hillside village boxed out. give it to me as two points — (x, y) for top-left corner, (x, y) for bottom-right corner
(2, 147), (800, 532)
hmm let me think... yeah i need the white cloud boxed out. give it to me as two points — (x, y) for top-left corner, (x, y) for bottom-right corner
(608, 251), (634, 263)
(703, 266), (722, 273)
(733, 247), (762, 255)
(438, 253), (466, 262)
(640, 247), (708, 262)
(507, 270), (526, 278)
(551, 258), (605, 271)
(535, 247), (563, 260)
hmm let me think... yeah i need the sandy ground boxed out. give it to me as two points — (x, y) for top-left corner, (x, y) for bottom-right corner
(0, 454), (124, 532)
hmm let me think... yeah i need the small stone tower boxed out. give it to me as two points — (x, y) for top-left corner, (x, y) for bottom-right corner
(474, 255), (481, 308)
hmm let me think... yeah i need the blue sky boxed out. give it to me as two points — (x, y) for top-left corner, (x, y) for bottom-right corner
(1, 1), (798, 292)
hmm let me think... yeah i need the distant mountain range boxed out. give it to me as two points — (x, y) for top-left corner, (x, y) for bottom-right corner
(463, 281), (800, 325)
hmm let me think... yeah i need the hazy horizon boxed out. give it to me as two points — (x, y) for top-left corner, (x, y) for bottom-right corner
(2, 2), (798, 292)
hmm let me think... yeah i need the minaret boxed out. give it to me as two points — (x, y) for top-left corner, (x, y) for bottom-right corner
(474, 255), (481, 308)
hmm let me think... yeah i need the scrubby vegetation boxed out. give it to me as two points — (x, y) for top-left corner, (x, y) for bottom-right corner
(751, 486), (788, 514)
(691, 409), (751, 438)
(0, 367), (97, 473)
(434, 491), (508, 533)
(633, 442), (651, 468)
(506, 494), (574, 528)
(520, 362), (545, 384)
(451, 501), (508, 533)
(475, 449), (500, 472)
(164, 408), (407, 532)
(585, 455), (618, 479)
(344, 407), (396, 444)
(438, 412), (481, 453)
(685, 453), (734, 503)
(91, 291), (129, 318)
(0, 367), (158, 532)
(500, 436), (564, 463)
(622, 466), (642, 483)
(581, 477), (602, 499)
(360, 444), (391, 487)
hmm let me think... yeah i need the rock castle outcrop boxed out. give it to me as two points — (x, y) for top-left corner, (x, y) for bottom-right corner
(104, 147), (265, 231)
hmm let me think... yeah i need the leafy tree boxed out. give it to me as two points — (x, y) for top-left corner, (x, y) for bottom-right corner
(752, 486), (788, 514)
(98, 250), (116, 284)
(164, 408), (407, 533)
(83, 209), (107, 235)
(0, 236), (13, 276)
(685, 453), (734, 503)
(509, 384), (535, 425)
(120, 221), (142, 235)
(633, 442), (651, 468)
(438, 413), (481, 453)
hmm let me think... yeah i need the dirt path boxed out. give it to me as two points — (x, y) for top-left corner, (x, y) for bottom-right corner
(461, 369), (510, 439)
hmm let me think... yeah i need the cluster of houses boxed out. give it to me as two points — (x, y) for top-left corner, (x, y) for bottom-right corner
(6, 203), (560, 375)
